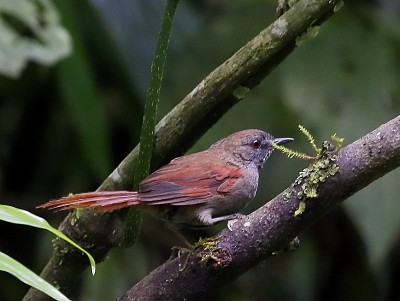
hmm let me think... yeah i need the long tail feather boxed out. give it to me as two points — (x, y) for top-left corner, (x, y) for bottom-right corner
(37, 191), (140, 212)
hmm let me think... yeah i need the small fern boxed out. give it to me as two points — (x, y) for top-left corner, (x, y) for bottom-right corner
(270, 141), (315, 160)
(298, 125), (320, 153)
(330, 133), (344, 148)
(272, 125), (344, 160)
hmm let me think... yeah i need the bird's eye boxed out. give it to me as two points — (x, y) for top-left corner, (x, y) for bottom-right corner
(252, 139), (262, 149)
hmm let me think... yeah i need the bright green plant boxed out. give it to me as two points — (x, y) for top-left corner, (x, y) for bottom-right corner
(0, 205), (96, 301)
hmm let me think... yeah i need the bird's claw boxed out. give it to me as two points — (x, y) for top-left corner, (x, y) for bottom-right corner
(227, 213), (245, 231)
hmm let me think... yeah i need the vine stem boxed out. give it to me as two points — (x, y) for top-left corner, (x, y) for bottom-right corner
(135, 0), (180, 189)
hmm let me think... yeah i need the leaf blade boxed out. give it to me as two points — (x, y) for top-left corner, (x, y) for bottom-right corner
(0, 251), (70, 301)
(0, 205), (96, 275)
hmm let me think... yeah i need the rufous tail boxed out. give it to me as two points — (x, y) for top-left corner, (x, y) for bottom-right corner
(37, 191), (140, 212)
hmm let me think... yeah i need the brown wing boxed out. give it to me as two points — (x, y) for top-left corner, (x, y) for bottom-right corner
(138, 156), (242, 206)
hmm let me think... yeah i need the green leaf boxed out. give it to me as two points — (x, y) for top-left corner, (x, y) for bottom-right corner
(0, 205), (96, 275)
(0, 251), (70, 301)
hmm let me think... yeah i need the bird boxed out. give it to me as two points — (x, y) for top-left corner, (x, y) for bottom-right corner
(38, 129), (293, 230)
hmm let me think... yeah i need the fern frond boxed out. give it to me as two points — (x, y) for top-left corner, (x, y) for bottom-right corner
(271, 141), (315, 160)
(298, 125), (320, 153)
(331, 133), (344, 148)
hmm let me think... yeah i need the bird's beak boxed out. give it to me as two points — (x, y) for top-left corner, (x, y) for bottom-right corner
(273, 137), (294, 145)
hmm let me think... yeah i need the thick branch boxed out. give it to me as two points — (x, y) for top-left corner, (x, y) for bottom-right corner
(119, 116), (400, 301)
(24, 0), (343, 300)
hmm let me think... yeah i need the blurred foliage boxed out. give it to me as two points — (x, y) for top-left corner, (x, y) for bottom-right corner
(0, 0), (400, 300)
(0, 0), (71, 78)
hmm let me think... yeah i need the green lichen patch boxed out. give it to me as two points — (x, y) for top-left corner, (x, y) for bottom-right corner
(272, 126), (343, 216)
(195, 238), (231, 268)
(291, 140), (340, 216)
(196, 238), (218, 263)
(194, 236), (217, 249)
(294, 201), (306, 216)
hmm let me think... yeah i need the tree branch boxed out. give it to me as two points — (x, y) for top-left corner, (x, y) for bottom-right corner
(118, 115), (400, 301)
(23, 0), (343, 300)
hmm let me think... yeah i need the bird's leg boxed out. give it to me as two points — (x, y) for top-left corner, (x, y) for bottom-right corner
(197, 208), (245, 225)
(197, 210), (245, 231)
(208, 213), (245, 224)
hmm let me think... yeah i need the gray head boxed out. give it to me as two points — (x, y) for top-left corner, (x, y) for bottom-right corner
(210, 129), (293, 169)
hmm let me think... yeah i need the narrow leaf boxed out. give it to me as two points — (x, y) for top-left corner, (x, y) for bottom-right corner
(0, 205), (96, 275)
(0, 251), (70, 301)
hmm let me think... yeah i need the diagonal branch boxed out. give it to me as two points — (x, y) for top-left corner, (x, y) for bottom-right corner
(23, 0), (343, 300)
(118, 115), (400, 301)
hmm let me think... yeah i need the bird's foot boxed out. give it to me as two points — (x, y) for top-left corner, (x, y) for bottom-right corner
(227, 213), (245, 231)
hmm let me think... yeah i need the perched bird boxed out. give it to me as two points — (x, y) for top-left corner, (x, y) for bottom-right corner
(38, 129), (293, 229)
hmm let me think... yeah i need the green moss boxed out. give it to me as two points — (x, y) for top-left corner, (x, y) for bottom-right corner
(294, 201), (306, 216)
(292, 140), (340, 216)
(196, 238), (219, 263)
(195, 237), (232, 269)
(275, 126), (343, 217)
